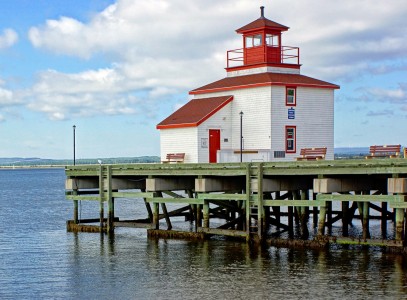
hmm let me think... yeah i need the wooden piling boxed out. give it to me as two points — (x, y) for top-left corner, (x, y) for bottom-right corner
(362, 201), (370, 240)
(203, 200), (209, 228)
(152, 202), (159, 230)
(73, 192), (79, 224)
(342, 201), (349, 237)
(317, 205), (327, 235)
(395, 208), (404, 241)
(106, 165), (114, 233)
(98, 165), (104, 230)
(381, 202), (388, 238)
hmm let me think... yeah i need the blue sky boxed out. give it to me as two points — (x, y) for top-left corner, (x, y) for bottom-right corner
(0, 0), (406, 159)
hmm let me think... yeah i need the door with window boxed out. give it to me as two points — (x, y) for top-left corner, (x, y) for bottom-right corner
(209, 129), (221, 163)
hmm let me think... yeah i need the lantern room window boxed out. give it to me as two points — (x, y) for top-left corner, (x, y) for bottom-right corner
(245, 34), (262, 48)
(285, 126), (296, 153)
(286, 87), (296, 106)
(266, 34), (279, 47)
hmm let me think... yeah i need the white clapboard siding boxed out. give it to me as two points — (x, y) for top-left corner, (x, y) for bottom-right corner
(296, 87), (334, 160)
(162, 80), (335, 163)
(197, 102), (232, 163)
(271, 86), (334, 161)
(194, 86), (272, 152)
(160, 127), (198, 163)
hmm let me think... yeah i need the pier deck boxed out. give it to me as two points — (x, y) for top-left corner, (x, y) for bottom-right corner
(65, 159), (407, 249)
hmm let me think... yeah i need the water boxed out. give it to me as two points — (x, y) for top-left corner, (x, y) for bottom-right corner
(0, 168), (407, 299)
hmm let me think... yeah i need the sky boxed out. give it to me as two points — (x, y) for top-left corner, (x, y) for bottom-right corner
(0, 0), (406, 159)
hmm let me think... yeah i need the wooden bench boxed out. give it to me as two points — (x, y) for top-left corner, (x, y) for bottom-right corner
(365, 145), (401, 159)
(296, 147), (327, 161)
(162, 153), (185, 163)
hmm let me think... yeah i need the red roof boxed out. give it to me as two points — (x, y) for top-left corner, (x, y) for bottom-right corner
(237, 17), (289, 33)
(157, 95), (233, 129)
(190, 73), (340, 95)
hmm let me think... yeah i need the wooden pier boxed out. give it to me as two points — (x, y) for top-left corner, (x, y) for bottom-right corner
(65, 159), (407, 249)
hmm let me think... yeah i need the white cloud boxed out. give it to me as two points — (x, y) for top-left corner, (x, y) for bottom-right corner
(22, 0), (407, 120)
(0, 28), (18, 49)
(0, 86), (21, 107)
(27, 69), (141, 120)
(0, 88), (13, 103)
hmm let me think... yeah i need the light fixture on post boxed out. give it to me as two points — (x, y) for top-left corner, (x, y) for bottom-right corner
(239, 111), (243, 162)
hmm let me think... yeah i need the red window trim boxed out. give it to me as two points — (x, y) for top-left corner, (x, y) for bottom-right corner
(285, 125), (296, 153)
(286, 86), (297, 106)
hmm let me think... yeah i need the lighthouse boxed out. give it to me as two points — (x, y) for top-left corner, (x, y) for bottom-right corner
(157, 7), (339, 163)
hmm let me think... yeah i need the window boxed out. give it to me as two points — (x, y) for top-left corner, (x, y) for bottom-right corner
(245, 34), (262, 48)
(285, 126), (296, 153)
(266, 34), (279, 47)
(286, 87), (296, 106)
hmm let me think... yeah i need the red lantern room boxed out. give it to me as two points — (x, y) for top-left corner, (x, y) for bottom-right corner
(227, 6), (299, 71)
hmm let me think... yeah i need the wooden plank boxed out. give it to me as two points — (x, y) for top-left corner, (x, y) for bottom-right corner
(198, 227), (247, 237)
(389, 202), (407, 209)
(262, 200), (326, 207)
(114, 221), (152, 229)
(197, 193), (246, 201)
(316, 194), (407, 202)
(112, 192), (155, 198)
(330, 237), (403, 247)
(65, 160), (407, 178)
(146, 197), (204, 205)
(66, 195), (102, 201)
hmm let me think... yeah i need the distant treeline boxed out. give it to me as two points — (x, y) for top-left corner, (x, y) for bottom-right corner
(334, 153), (369, 160)
(0, 156), (160, 167)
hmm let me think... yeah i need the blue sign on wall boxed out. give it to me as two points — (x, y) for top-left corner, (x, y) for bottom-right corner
(288, 107), (295, 119)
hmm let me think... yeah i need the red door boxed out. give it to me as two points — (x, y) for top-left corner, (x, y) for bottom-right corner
(209, 129), (221, 163)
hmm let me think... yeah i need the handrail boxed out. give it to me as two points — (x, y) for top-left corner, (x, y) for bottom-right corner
(227, 45), (299, 68)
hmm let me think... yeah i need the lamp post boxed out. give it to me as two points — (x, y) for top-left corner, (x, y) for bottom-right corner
(73, 125), (76, 166)
(239, 111), (243, 162)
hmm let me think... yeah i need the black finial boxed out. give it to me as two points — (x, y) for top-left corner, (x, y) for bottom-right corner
(260, 6), (265, 18)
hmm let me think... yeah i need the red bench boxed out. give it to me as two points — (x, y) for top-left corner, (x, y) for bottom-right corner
(296, 147), (327, 161)
(162, 153), (185, 163)
(365, 145), (401, 159)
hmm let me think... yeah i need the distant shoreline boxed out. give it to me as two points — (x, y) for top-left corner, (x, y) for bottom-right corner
(0, 165), (66, 170)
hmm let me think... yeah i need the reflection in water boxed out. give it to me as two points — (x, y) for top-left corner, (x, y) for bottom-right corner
(1, 169), (407, 299)
(68, 229), (407, 299)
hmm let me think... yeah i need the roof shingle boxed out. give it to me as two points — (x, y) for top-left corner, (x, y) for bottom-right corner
(190, 73), (340, 95)
(157, 95), (233, 129)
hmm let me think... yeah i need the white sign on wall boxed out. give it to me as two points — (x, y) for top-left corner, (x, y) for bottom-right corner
(201, 138), (208, 148)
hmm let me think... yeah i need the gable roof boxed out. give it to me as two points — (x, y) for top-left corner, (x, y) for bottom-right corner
(157, 95), (233, 129)
(190, 73), (340, 95)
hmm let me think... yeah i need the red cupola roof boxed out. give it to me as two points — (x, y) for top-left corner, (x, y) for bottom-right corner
(236, 6), (289, 33)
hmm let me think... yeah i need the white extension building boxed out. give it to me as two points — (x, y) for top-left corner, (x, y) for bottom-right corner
(157, 7), (339, 163)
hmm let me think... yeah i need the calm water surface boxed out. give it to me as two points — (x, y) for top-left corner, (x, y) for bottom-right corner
(0, 168), (406, 299)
